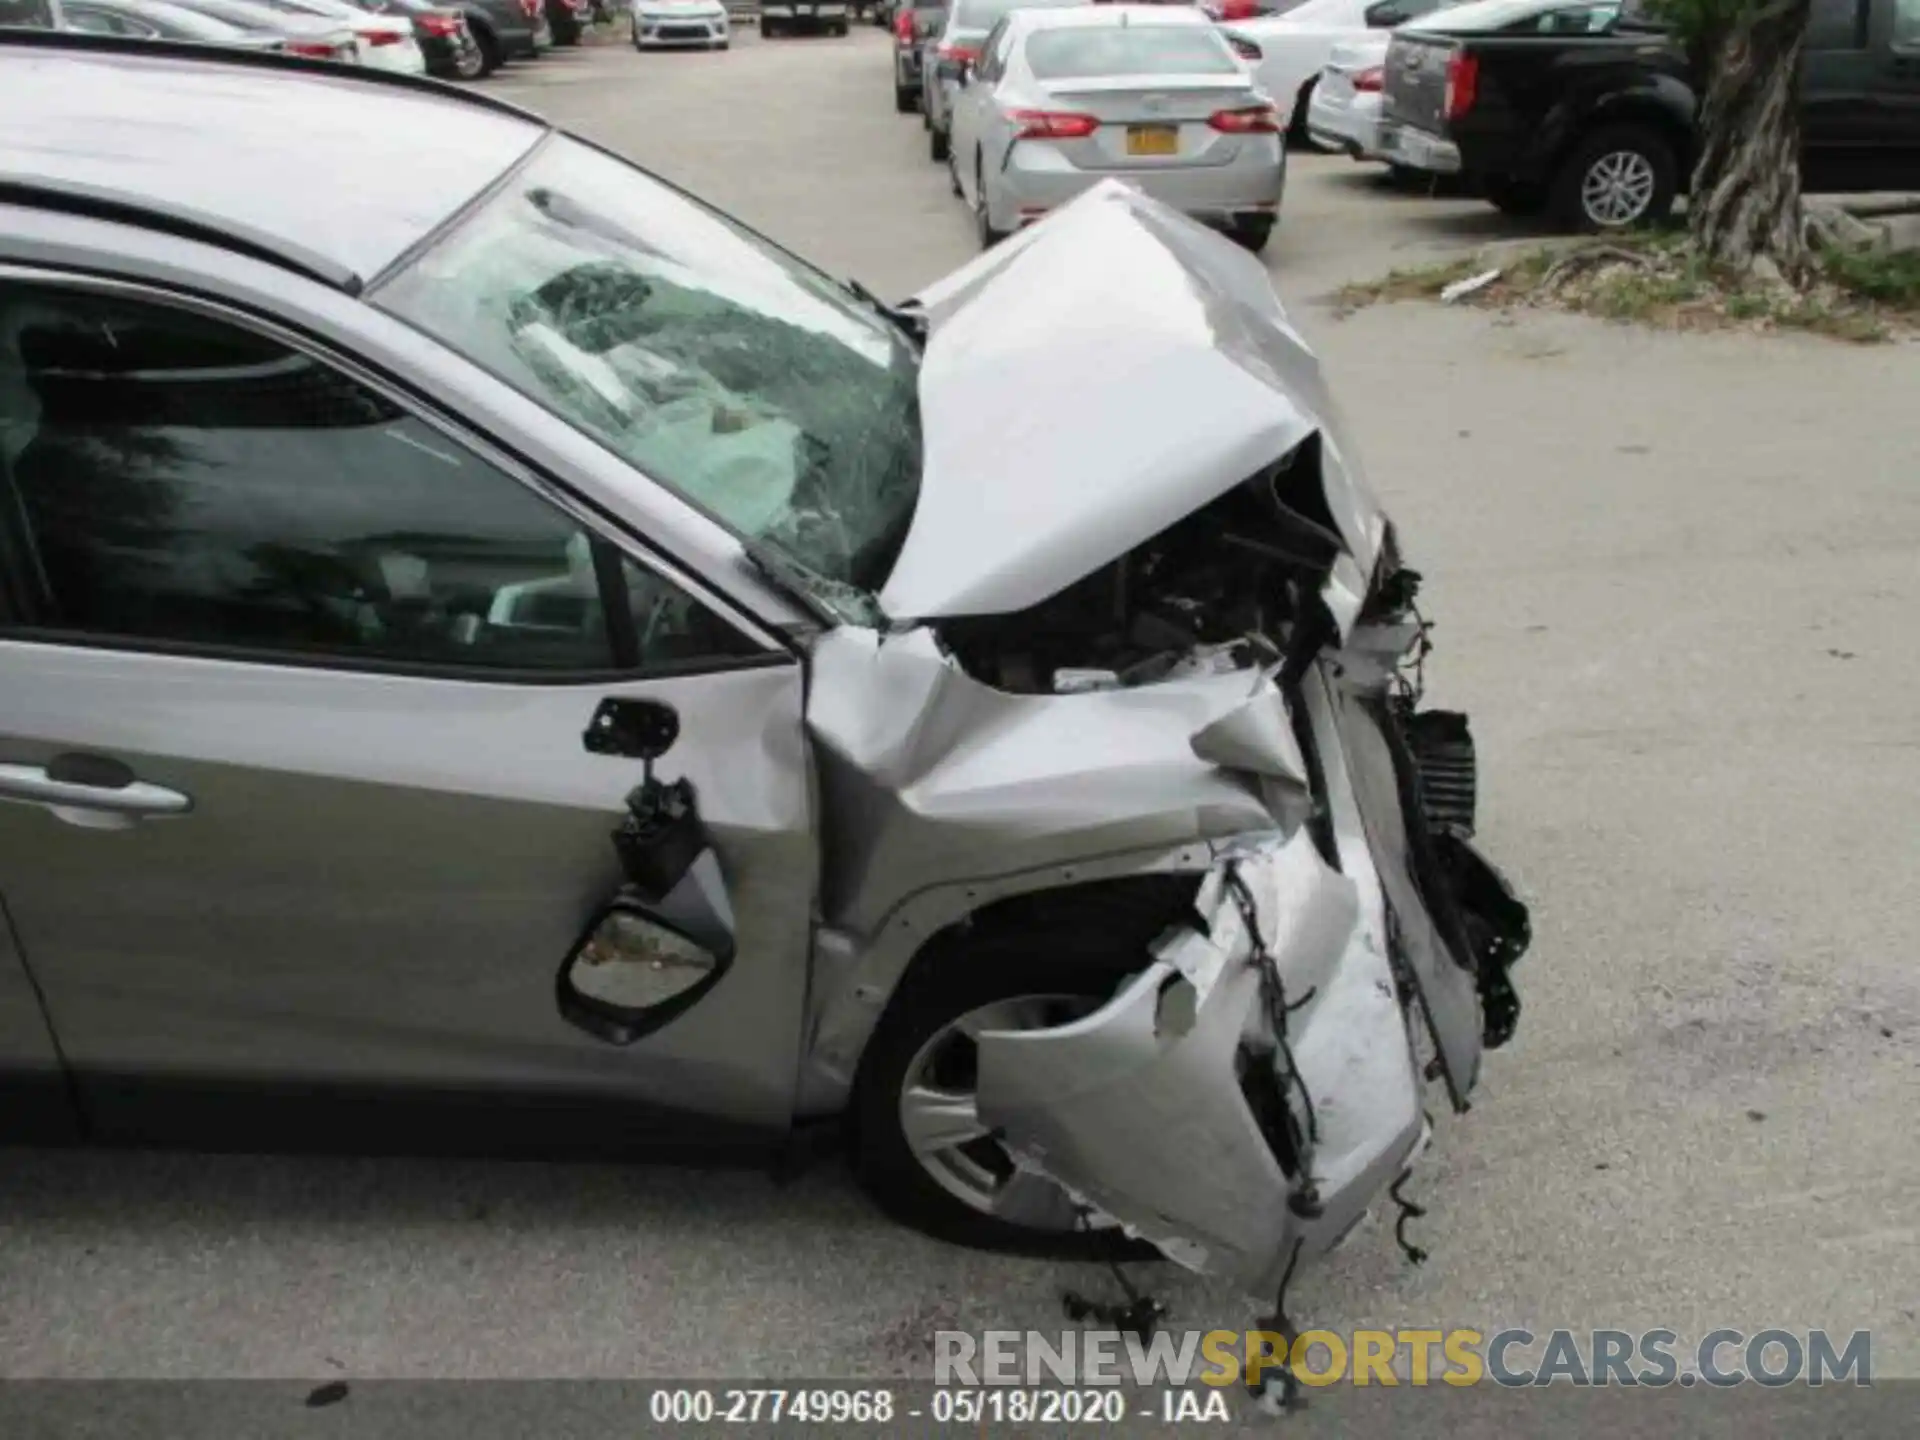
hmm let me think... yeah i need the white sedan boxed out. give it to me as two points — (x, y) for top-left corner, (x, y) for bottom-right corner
(1226, 0), (1437, 144)
(266, 0), (428, 71)
(1303, 32), (1388, 158)
(630, 0), (729, 47)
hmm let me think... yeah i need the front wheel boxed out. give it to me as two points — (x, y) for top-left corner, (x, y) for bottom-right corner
(895, 82), (916, 114)
(1549, 125), (1677, 233)
(929, 124), (949, 163)
(1232, 215), (1275, 254)
(850, 943), (1139, 1254)
(975, 158), (1004, 249)
(762, 17), (783, 36)
(453, 41), (486, 79)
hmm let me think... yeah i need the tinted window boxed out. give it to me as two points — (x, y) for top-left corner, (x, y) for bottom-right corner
(1025, 24), (1240, 79)
(0, 288), (760, 673)
(1807, 0), (1867, 47)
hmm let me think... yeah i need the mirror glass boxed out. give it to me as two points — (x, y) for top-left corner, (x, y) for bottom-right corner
(566, 906), (720, 1012)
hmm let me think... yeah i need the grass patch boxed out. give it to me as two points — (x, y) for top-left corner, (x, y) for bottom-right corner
(1333, 225), (1918, 343)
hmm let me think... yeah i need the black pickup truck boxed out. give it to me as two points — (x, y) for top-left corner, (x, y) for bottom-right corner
(1377, 0), (1920, 230)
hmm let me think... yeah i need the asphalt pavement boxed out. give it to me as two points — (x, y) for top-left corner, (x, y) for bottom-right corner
(3, 25), (1917, 1424)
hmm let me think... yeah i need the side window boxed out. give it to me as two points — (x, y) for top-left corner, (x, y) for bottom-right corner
(61, 7), (124, 32)
(1806, 0), (1867, 48)
(0, 285), (764, 674)
(1893, 0), (1919, 49)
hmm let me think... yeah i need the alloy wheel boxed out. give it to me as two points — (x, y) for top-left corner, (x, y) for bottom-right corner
(1581, 149), (1656, 228)
(897, 993), (1103, 1229)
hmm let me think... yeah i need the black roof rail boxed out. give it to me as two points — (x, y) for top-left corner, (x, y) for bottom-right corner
(0, 26), (553, 131)
(0, 177), (365, 293)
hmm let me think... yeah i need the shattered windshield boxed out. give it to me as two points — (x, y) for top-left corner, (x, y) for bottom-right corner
(376, 137), (922, 594)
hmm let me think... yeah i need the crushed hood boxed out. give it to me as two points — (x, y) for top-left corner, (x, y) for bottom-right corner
(880, 180), (1388, 631)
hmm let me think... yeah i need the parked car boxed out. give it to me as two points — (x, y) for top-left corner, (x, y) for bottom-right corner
(948, 4), (1285, 249)
(60, 0), (286, 45)
(459, 0), (544, 64)
(923, 0), (1086, 160)
(892, 0), (945, 111)
(0, 28), (1528, 1286)
(217, 0), (427, 67)
(165, 0), (360, 57)
(1378, 0), (1920, 230)
(544, 0), (587, 42)
(342, 0), (482, 75)
(760, 0), (849, 34)
(1200, 0), (1304, 18)
(1303, 30), (1389, 156)
(1228, 0), (1449, 143)
(630, 0), (728, 47)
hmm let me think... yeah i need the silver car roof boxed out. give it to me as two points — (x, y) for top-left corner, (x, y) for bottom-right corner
(0, 33), (547, 292)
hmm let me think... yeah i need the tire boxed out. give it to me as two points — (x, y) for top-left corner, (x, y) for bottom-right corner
(976, 160), (1005, 250)
(832, 19), (849, 35)
(849, 927), (1153, 1255)
(1482, 176), (1547, 217)
(1289, 78), (1327, 151)
(453, 42), (486, 79)
(929, 123), (949, 163)
(472, 22), (503, 74)
(762, 17), (783, 36)
(1548, 125), (1677, 234)
(1233, 215), (1275, 254)
(895, 82), (916, 114)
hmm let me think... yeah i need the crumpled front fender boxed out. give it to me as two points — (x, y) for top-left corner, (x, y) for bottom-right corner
(977, 821), (1427, 1297)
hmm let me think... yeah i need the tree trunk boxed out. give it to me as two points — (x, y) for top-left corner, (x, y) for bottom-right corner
(1688, 0), (1813, 280)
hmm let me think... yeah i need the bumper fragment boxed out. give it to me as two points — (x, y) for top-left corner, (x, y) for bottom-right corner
(974, 662), (1530, 1298)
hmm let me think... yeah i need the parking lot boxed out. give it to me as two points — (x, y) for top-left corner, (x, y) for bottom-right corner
(3, 22), (1917, 1404)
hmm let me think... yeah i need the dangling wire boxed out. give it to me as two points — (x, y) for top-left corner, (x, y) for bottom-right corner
(1223, 867), (1320, 1152)
(1060, 1207), (1165, 1342)
(1388, 1171), (1429, 1266)
(1249, 1239), (1307, 1415)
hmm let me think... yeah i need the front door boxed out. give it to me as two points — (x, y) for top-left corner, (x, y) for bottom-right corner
(0, 277), (817, 1155)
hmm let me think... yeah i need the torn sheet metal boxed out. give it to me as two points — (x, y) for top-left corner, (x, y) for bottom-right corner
(884, 181), (1385, 637)
(804, 625), (1283, 937)
(975, 825), (1426, 1298)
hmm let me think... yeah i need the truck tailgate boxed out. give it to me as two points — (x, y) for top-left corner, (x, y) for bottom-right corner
(1383, 31), (1455, 133)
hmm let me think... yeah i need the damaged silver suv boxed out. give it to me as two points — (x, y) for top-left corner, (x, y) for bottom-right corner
(0, 33), (1529, 1301)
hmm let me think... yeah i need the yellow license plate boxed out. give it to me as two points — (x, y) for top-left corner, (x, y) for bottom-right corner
(1126, 125), (1179, 157)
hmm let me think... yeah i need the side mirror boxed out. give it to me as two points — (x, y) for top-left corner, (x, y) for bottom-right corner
(557, 851), (737, 1047)
(1364, 1), (1409, 24)
(1224, 30), (1263, 61)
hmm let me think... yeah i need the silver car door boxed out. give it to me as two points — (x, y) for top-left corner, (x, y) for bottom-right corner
(0, 276), (817, 1153)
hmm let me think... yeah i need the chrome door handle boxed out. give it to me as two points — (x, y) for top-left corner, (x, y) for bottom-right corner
(0, 758), (193, 827)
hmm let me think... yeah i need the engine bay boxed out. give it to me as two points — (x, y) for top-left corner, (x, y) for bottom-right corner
(935, 436), (1359, 695)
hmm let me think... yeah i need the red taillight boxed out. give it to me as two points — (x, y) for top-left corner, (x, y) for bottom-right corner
(286, 39), (339, 57)
(1443, 50), (1478, 120)
(366, 27), (406, 44)
(1207, 104), (1281, 134)
(1215, 0), (1258, 17)
(894, 10), (912, 39)
(938, 42), (980, 63)
(1352, 65), (1384, 93)
(1009, 109), (1099, 140)
(417, 11), (461, 34)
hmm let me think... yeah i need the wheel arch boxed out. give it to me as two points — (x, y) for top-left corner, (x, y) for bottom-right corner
(796, 847), (1221, 1117)
(1547, 95), (1696, 195)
